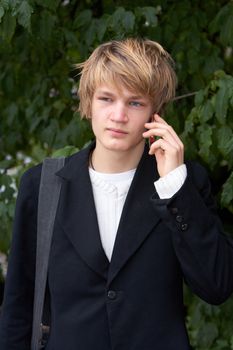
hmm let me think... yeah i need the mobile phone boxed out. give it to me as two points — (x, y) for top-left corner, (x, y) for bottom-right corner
(149, 136), (155, 147)
(148, 114), (156, 147)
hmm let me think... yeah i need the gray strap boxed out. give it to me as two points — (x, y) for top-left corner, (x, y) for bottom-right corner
(31, 157), (65, 350)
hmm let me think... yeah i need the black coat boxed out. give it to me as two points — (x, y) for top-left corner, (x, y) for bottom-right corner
(0, 143), (233, 350)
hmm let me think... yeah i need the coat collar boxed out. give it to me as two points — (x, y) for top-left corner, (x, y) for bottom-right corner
(106, 144), (161, 286)
(55, 142), (161, 284)
(56, 142), (109, 280)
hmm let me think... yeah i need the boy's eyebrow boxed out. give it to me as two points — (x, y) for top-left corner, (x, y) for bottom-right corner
(129, 95), (146, 100)
(95, 89), (146, 100)
(95, 90), (115, 96)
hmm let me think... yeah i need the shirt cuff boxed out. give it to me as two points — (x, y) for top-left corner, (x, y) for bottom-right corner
(154, 164), (187, 199)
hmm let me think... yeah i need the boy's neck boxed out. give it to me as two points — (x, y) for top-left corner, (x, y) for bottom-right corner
(90, 141), (145, 174)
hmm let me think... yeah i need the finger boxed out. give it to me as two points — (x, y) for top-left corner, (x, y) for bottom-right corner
(153, 114), (167, 125)
(143, 128), (183, 151)
(144, 113), (184, 152)
(144, 122), (183, 149)
(144, 121), (168, 129)
(149, 138), (184, 164)
(145, 114), (167, 126)
(152, 114), (184, 146)
(149, 138), (175, 155)
(145, 113), (165, 127)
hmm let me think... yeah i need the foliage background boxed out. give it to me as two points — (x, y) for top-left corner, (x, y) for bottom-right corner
(0, 0), (233, 349)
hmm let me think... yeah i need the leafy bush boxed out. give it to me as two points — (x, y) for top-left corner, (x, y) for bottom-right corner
(182, 70), (233, 214)
(0, 1), (233, 348)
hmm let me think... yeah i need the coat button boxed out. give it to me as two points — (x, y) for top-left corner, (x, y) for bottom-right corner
(181, 223), (188, 231)
(176, 215), (183, 223)
(107, 290), (117, 300)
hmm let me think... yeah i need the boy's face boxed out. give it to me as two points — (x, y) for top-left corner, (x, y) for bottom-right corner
(91, 83), (153, 154)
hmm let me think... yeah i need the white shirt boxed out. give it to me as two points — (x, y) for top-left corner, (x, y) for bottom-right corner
(89, 164), (187, 261)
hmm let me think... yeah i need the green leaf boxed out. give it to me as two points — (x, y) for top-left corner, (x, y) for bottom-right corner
(4, 102), (18, 125)
(138, 6), (158, 27)
(221, 172), (233, 209)
(0, 5), (5, 22)
(215, 83), (229, 124)
(184, 107), (199, 134)
(52, 145), (79, 157)
(1, 10), (16, 41)
(110, 7), (126, 31)
(209, 4), (228, 34)
(53, 100), (66, 114)
(84, 20), (96, 46)
(29, 116), (42, 133)
(196, 322), (218, 347)
(217, 126), (233, 157)
(73, 9), (92, 29)
(63, 29), (79, 46)
(108, 7), (135, 34)
(40, 119), (59, 147)
(187, 48), (201, 74)
(96, 18), (107, 41)
(34, 0), (60, 11)
(199, 100), (214, 123)
(194, 89), (205, 106)
(209, 3), (233, 47)
(122, 11), (135, 32)
(230, 334), (233, 347)
(183, 118), (194, 135)
(203, 52), (224, 76)
(0, 159), (15, 170)
(225, 138), (233, 166)
(38, 11), (57, 41)
(220, 12), (233, 47)
(1, 0), (9, 11)
(198, 125), (213, 161)
(209, 78), (219, 92)
(16, 0), (33, 31)
(0, 174), (13, 187)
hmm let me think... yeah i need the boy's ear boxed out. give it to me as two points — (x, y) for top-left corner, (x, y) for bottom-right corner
(149, 114), (155, 122)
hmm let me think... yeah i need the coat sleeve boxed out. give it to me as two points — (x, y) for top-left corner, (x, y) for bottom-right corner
(0, 164), (41, 349)
(151, 161), (233, 305)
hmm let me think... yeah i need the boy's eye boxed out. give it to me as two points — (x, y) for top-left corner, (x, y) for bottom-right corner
(129, 101), (142, 107)
(98, 97), (112, 102)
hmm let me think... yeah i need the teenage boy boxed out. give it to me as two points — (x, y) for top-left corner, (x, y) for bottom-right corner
(0, 38), (233, 350)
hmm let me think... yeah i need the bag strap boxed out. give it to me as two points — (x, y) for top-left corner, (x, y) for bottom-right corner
(31, 157), (65, 350)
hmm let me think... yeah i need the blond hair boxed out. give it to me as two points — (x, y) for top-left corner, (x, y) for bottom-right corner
(76, 38), (177, 119)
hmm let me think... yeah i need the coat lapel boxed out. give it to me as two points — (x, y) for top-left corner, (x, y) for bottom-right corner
(55, 143), (161, 284)
(107, 146), (161, 286)
(55, 144), (109, 280)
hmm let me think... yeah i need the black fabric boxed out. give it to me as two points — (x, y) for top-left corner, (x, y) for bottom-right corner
(0, 143), (233, 350)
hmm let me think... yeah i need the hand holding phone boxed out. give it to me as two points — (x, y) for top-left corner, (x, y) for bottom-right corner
(143, 114), (184, 177)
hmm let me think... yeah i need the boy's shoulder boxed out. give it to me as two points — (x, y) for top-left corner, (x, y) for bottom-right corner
(20, 144), (90, 187)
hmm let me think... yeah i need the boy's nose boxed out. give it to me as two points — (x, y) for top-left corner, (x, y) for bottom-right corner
(111, 103), (128, 122)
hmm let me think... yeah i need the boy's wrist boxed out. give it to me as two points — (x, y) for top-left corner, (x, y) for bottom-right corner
(154, 164), (187, 199)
